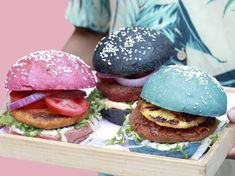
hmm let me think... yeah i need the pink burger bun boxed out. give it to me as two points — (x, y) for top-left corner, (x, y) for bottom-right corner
(5, 50), (96, 91)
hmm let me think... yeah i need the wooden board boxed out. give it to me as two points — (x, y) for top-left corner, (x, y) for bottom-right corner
(0, 87), (235, 176)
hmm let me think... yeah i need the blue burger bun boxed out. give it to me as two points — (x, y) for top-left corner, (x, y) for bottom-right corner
(141, 65), (227, 117)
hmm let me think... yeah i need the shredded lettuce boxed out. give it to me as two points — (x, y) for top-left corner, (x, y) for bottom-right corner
(191, 120), (227, 160)
(108, 115), (142, 145)
(0, 112), (15, 125)
(0, 89), (106, 137)
(169, 144), (188, 158)
(87, 89), (105, 113)
(0, 112), (42, 137)
(75, 89), (105, 128)
(109, 116), (228, 160)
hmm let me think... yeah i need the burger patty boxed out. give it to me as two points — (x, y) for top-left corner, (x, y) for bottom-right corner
(129, 102), (218, 143)
(97, 82), (141, 102)
(12, 108), (88, 130)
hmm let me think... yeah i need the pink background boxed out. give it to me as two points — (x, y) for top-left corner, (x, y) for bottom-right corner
(0, 1), (96, 176)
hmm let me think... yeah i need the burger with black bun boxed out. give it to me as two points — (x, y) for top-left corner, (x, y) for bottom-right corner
(0, 50), (102, 143)
(93, 27), (174, 125)
(110, 65), (227, 159)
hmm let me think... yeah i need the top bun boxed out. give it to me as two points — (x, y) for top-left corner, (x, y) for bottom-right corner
(93, 27), (174, 77)
(5, 50), (96, 91)
(141, 65), (227, 117)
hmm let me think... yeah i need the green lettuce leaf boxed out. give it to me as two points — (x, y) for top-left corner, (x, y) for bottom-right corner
(109, 116), (227, 160)
(75, 88), (105, 128)
(0, 89), (106, 136)
(0, 112), (41, 137)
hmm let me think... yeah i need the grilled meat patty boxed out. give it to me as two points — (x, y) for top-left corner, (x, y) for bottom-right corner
(130, 101), (218, 143)
(12, 108), (88, 130)
(97, 82), (141, 102)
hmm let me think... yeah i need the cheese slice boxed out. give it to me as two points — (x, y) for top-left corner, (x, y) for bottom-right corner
(104, 99), (137, 110)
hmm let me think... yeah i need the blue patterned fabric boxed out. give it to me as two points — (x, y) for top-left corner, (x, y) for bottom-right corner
(128, 140), (201, 159)
(65, 0), (235, 86)
(65, 0), (110, 32)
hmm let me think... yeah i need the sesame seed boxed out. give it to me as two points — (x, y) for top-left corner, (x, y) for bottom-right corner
(95, 27), (162, 66)
(5, 50), (93, 89)
(163, 65), (223, 90)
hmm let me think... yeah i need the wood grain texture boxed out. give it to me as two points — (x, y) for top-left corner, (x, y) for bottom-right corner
(0, 124), (234, 176)
(204, 124), (235, 176)
(0, 134), (205, 176)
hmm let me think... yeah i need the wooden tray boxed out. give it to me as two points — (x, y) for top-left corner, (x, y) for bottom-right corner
(0, 87), (235, 176)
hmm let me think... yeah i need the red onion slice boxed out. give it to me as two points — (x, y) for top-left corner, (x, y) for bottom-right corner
(7, 92), (51, 111)
(97, 69), (157, 87)
(115, 74), (151, 87)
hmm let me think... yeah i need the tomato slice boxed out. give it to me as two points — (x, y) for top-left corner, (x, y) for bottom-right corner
(9, 91), (47, 109)
(45, 97), (89, 117)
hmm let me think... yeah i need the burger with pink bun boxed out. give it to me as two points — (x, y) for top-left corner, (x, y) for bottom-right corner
(0, 50), (103, 143)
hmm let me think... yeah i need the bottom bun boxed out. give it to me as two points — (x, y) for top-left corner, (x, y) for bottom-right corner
(101, 108), (131, 126)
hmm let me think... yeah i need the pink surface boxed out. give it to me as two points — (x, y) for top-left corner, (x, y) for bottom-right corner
(0, 1), (96, 176)
(0, 157), (97, 176)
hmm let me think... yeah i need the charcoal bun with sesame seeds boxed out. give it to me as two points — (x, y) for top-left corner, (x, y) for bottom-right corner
(1, 50), (99, 144)
(93, 27), (174, 77)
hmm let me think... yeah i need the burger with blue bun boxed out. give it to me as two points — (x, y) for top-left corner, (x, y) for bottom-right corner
(111, 65), (227, 159)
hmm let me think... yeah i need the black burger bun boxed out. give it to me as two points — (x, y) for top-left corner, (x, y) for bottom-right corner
(93, 27), (174, 77)
(101, 108), (131, 126)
